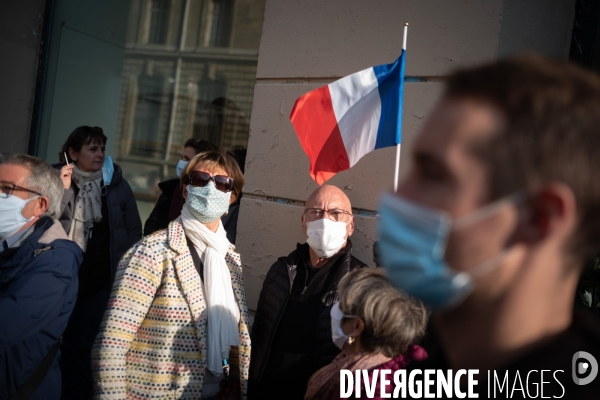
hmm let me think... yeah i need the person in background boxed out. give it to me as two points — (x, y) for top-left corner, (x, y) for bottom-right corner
(249, 185), (369, 400)
(304, 268), (427, 400)
(221, 145), (247, 244)
(0, 154), (82, 400)
(143, 139), (217, 236)
(378, 55), (600, 397)
(92, 150), (250, 399)
(56, 126), (142, 399)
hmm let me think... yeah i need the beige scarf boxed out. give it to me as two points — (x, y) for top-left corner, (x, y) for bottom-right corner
(68, 165), (103, 252)
(181, 205), (240, 374)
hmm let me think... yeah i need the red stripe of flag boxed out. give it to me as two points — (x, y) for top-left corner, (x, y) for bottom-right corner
(290, 86), (350, 185)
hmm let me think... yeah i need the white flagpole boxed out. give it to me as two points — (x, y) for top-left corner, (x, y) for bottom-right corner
(393, 23), (408, 192)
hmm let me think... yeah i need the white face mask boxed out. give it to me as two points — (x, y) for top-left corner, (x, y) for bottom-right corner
(176, 159), (189, 178)
(0, 195), (36, 240)
(330, 302), (357, 350)
(305, 217), (350, 258)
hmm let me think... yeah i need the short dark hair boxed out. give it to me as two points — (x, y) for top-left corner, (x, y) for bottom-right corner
(60, 126), (107, 163)
(184, 139), (219, 155)
(228, 145), (247, 174)
(444, 54), (600, 262)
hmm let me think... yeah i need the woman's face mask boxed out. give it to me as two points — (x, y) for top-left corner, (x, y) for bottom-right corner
(186, 181), (231, 223)
(176, 159), (189, 178)
(330, 302), (357, 350)
(377, 192), (522, 309)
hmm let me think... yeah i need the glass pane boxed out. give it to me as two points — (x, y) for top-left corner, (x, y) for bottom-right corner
(39, 0), (266, 224)
(149, 0), (170, 44)
(209, 0), (234, 47)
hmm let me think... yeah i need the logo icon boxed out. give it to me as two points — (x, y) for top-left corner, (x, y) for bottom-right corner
(572, 351), (598, 385)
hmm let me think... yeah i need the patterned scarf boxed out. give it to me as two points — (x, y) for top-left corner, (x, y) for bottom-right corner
(68, 165), (103, 252)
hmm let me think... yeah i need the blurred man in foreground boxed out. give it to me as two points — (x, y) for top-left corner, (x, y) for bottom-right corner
(378, 55), (600, 398)
(0, 154), (81, 399)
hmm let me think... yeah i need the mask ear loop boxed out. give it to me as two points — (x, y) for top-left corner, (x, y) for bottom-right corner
(467, 249), (512, 279)
(20, 196), (40, 222)
(451, 192), (528, 280)
(452, 192), (527, 231)
(345, 214), (353, 227)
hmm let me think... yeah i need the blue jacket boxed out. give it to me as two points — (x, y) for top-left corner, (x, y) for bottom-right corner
(0, 217), (82, 400)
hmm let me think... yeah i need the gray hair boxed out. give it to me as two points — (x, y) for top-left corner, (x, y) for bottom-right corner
(338, 268), (428, 357)
(0, 153), (64, 219)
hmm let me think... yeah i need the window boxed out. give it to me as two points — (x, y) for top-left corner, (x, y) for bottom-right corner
(148, 0), (170, 44)
(37, 0), (265, 221)
(131, 68), (169, 157)
(209, 0), (234, 47)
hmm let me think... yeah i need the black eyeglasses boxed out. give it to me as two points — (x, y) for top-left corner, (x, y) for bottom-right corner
(188, 171), (234, 193)
(0, 182), (43, 199)
(304, 208), (352, 222)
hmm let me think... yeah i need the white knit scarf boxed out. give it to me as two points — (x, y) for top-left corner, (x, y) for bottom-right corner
(68, 165), (103, 252)
(181, 205), (240, 374)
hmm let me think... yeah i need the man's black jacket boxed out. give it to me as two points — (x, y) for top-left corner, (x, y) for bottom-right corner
(248, 239), (368, 399)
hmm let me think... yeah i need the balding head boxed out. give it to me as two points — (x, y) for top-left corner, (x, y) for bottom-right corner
(305, 185), (352, 211)
(302, 184), (355, 239)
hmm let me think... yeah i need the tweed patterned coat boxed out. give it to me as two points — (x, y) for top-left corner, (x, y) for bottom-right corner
(91, 218), (251, 399)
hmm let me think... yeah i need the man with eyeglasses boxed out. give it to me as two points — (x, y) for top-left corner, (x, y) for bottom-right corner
(0, 154), (82, 400)
(249, 184), (369, 400)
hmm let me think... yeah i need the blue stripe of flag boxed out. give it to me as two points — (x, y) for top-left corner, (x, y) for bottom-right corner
(373, 50), (406, 149)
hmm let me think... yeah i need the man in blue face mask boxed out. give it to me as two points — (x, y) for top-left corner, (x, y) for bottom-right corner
(0, 154), (82, 400)
(378, 55), (600, 398)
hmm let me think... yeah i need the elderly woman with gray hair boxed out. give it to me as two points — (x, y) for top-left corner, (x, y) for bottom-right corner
(304, 268), (428, 400)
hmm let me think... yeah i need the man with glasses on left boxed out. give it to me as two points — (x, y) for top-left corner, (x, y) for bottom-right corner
(0, 154), (82, 400)
(249, 184), (369, 400)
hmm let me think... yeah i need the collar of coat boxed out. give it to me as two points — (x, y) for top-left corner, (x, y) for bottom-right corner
(0, 217), (83, 282)
(279, 239), (355, 306)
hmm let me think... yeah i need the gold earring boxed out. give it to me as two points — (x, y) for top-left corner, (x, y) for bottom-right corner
(348, 336), (354, 345)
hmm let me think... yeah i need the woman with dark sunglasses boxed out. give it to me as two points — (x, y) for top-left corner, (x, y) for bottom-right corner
(92, 150), (250, 400)
(143, 139), (218, 237)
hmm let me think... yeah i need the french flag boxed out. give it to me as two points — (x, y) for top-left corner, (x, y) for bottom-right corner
(290, 51), (406, 185)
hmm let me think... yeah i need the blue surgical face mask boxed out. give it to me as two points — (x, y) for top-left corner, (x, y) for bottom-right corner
(0, 195), (37, 240)
(377, 192), (521, 309)
(176, 159), (189, 178)
(101, 156), (114, 196)
(186, 181), (231, 223)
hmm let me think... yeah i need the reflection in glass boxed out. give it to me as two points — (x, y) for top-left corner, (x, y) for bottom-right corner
(112, 0), (264, 215)
(209, 0), (234, 47)
(149, 0), (170, 44)
(131, 66), (168, 157)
